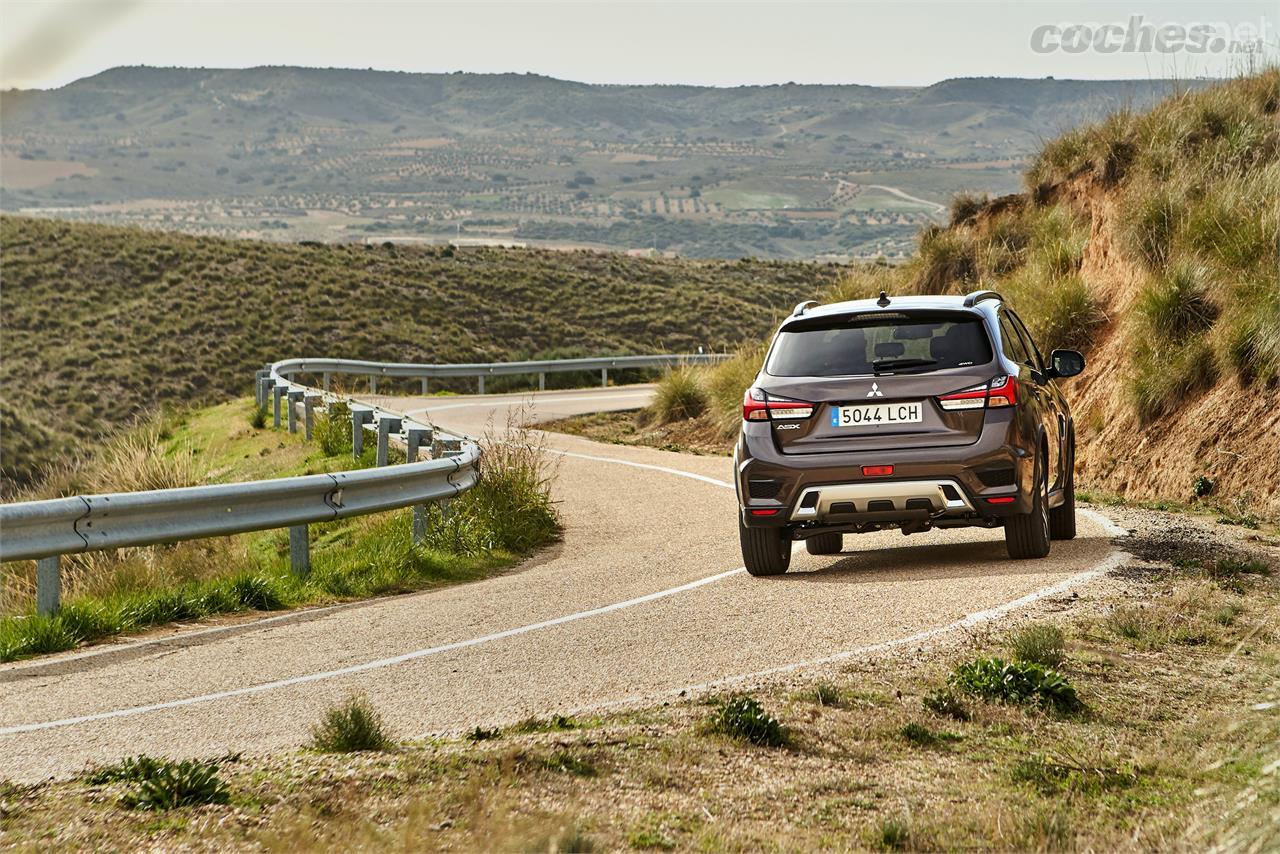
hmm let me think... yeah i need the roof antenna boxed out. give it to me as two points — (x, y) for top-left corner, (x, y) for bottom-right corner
(876, 290), (891, 307)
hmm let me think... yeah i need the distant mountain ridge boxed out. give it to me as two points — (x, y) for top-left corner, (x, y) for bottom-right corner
(0, 66), (1206, 258)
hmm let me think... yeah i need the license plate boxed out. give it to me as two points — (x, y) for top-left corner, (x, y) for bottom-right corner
(830, 402), (923, 427)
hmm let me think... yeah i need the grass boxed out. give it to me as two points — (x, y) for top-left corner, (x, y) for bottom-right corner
(5, 531), (1278, 850)
(1007, 622), (1066, 668)
(309, 695), (394, 753)
(0, 399), (562, 661)
(650, 367), (707, 423)
(0, 214), (841, 494)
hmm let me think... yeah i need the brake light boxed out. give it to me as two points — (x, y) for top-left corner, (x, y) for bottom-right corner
(743, 387), (815, 422)
(862, 465), (894, 477)
(986, 496), (1016, 504)
(937, 375), (1018, 411)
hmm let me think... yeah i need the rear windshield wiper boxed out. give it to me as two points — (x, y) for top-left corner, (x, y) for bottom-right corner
(872, 357), (937, 374)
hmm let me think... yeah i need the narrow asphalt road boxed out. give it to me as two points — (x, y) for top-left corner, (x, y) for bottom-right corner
(0, 386), (1123, 781)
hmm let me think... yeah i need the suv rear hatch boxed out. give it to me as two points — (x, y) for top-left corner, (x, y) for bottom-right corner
(759, 309), (999, 455)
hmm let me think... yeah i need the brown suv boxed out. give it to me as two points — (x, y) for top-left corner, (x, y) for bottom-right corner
(735, 289), (1085, 576)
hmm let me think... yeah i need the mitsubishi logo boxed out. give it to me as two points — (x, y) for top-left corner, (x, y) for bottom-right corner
(867, 383), (884, 398)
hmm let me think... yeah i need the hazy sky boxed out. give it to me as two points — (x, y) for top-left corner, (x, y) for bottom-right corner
(2, 0), (1277, 90)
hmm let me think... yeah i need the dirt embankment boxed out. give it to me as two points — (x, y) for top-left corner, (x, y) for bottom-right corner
(1056, 182), (1280, 520)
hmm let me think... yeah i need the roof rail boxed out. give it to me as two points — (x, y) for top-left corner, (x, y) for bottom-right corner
(791, 300), (819, 317)
(962, 290), (1004, 308)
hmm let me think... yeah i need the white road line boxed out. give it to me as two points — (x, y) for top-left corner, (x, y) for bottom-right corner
(576, 510), (1129, 715)
(0, 567), (747, 735)
(542, 447), (735, 489)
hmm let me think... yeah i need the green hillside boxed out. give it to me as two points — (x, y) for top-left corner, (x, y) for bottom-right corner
(0, 216), (839, 492)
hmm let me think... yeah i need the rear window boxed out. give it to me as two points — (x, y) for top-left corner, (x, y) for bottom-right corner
(765, 313), (993, 377)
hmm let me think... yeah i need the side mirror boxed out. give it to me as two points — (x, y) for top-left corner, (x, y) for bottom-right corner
(1048, 349), (1085, 379)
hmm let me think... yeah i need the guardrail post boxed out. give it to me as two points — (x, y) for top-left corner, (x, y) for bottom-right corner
(254, 370), (269, 407)
(538, 372), (546, 391)
(376, 416), (402, 467)
(289, 525), (310, 576)
(478, 375), (485, 395)
(601, 367), (608, 388)
(303, 394), (321, 440)
(369, 375), (378, 394)
(420, 377), (429, 395)
(350, 407), (374, 459)
(287, 390), (304, 434)
(406, 426), (433, 463)
(412, 506), (429, 545)
(323, 372), (331, 392)
(272, 385), (286, 428)
(36, 556), (60, 615)
(261, 377), (276, 413)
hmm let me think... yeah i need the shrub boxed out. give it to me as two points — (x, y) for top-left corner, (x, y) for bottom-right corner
(651, 367), (707, 423)
(309, 694), (393, 753)
(948, 191), (988, 226)
(249, 404), (268, 429)
(706, 694), (787, 747)
(418, 416), (559, 556)
(704, 342), (768, 437)
(913, 226), (976, 293)
(1136, 262), (1217, 341)
(1007, 622), (1066, 668)
(1119, 182), (1184, 270)
(122, 759), (230, 810)
(314, 401), (353, 456)
(467, 725), (501, 741)
(949, 657), (1080, 712)
(86, 756), (230, 811)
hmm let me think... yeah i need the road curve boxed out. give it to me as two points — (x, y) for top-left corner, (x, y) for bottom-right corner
(0, 386), (1124, 781)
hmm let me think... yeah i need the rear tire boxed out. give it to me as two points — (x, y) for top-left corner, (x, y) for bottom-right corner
(805, 532), (843, 555)
(1049, 437), (1077, 541)
(740, 518), (792, 576)
(1005, 452), (1051, 559)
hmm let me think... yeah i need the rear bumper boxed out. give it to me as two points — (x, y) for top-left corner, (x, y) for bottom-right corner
(736, 412), (1034, 527)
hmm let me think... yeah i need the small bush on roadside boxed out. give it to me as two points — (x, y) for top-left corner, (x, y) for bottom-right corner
(314, 401), (353, 456)
(467, 725), (501, 741)
(651, 367), (707, 423)
(1007, 622), (1066, 668)
(949, 657), (1080, 712)
(705, 694), (788, 747)
(84, 755), (165, 786)
(120, 759), (230, 810)
(87, 756), (230, 811)
(249, 404), (268, 429)
(309, 694), (393, 753)
(418, 416), (560, 557)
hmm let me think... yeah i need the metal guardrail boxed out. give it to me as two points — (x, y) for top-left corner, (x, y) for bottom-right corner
(1, 353), (718, 615)
(268, 352), (729, 395)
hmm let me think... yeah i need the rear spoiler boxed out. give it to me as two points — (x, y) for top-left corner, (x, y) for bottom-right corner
(962, 290), (1003, 308)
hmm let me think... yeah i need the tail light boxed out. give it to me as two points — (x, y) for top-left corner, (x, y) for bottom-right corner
(937, 375), (1018, 411)
(743, 387), (815, 421)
